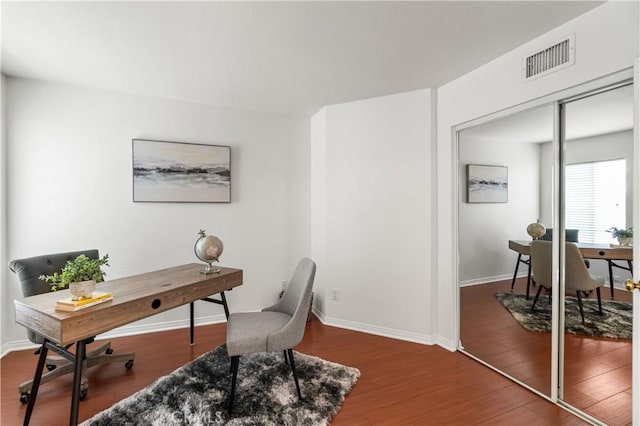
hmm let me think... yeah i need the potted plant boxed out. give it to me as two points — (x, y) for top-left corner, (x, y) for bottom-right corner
(606, 227), (633, 246)
(40, 254), (110, 300)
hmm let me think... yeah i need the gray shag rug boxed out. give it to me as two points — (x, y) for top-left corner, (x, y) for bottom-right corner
(82, 345), (360, 426)
(496, 292), (632, 339)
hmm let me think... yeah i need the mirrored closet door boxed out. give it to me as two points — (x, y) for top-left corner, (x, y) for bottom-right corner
(458, 81), (635, 425)
(458, 104), (555, 398)
(559, 83), (634, 424)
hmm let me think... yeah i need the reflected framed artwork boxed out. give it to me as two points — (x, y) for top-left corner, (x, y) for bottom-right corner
(132, 139), (231, 203)
(466, 164), (508, 203)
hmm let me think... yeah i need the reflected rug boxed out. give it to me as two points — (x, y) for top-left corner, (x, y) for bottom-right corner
(82, 345), (360, 426)
(496, 292), (632, 339)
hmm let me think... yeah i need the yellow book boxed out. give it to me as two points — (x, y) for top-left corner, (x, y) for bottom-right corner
(56, 291), (113, 307)
(55, 296), (113, 312)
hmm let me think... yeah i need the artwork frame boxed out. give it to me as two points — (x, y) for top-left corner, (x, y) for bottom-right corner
(466, 164), (508, 203)
(132, 139), (231, 203)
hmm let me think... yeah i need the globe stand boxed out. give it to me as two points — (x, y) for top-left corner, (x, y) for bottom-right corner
(201, 262), (221, 275)
(194, 230), (224, 275)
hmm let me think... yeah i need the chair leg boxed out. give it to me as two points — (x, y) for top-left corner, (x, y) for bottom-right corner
(283, 350), (289, 364)
(229, 356), (240, 413)
(531, 285), (544, 311)
(576, 291), (586, 324)
(596, 287), (603, 315)
(525, 260), (532, 300)
(286, 349), (302, 401)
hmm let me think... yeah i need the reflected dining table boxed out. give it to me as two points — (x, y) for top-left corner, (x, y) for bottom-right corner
(508, 239), (633, 299)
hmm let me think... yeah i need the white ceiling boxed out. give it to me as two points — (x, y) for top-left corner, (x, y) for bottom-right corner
(1, 1), (605, 117)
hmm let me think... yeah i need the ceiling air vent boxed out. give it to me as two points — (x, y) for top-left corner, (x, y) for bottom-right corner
(523, 34), (575, 82)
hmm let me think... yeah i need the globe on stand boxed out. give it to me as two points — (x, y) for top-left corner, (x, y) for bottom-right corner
(527, 219), (546, 240)
(194, 229), (224, 274)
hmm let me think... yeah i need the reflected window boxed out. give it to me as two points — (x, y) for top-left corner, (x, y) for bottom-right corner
(565, 158), (626, 243)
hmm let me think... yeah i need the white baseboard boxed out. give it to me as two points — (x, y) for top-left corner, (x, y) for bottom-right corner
(459, 273), (516, 287)
(312, 306), (435, 346)
(3, 309), (457, 358)
(98, 313), (227, 340)
(0, 313), (227, 358)
(1, 339), (39, 357)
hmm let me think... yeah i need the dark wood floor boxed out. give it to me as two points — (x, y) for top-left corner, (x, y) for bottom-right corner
(461, 277), (632, 426)
(2, 317), (590, 425)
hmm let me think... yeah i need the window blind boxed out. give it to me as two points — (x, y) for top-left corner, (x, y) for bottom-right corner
(565, 159), (626, 244)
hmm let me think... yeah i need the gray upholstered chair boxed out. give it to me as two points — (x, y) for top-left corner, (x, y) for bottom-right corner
(514, 228), (590, 298)
(226, 257), (316, 412)
(530, 240), (603, 323)
(9, 250), (135, 403)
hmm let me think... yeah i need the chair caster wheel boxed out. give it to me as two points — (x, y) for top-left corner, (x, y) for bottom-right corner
(125, 359), (134, 369)
(80, 388), (88, 400)
(46, 364), (57, 371)
(106, 347), (114, 355)
(20, 392), (30, 404)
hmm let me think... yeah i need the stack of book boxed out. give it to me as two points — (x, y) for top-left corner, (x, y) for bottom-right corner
(55, 291), (113, 312)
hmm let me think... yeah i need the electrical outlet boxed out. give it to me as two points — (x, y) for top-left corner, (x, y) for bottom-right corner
(331, 288), (339, 301)
(281, 280), (288, 291)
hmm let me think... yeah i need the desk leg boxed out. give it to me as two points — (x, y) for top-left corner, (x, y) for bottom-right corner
(190, 292), (230, 346)
(220, 291), (230, 320)
(608, 260), (615, 299)
(23, 341), (49, 426)
(70, 340), (86, 426)
(190, 302), (195, 346)
(510, 254), (522, 290)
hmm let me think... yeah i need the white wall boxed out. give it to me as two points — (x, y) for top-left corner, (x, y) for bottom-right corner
(311, 89), (433, 343)
(2, 78), (308, 353)
(286, 119), (312, 273)
(1, 75), (7, 349)
(458, 136), (540, 284)
(437, 1), (639, 348)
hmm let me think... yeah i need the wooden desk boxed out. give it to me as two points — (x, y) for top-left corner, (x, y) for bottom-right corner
(14, 263), (242, 426)
(509, 240), (632, 298)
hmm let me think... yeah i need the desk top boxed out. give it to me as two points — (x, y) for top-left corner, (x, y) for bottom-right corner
(14, 263), (242, 346)
(509, 239), (632, 261)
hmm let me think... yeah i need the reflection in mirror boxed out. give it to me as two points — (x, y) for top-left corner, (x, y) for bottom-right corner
(560, 84), (633, 425)
(458, 105), (554, 397)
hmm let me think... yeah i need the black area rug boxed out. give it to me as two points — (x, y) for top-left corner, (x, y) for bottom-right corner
(496, 292), (632, 339)
(82, 345), (360, 426)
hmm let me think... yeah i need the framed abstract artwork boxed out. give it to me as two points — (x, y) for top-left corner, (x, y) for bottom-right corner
(466, 164), (508, 203)
(132, 139), (231, 203)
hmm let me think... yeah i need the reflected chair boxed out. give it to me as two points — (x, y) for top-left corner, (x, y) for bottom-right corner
(541, 228), (591, 269)
(543, 228), (630, 298)
(225, 257), (316, 412)
(511, 228), (585, 299)
(9, 250), (135, 403)
(530, 240), (604, 323)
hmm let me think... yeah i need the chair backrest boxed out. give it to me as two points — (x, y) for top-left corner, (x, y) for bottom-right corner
(540, 228), (579, 242)
(564, 242), (600, 292)
(531, 240), (553, 288)
(262, 257), (316, 350)
(530, 241), (599, 292)
(9, 250), (99, 343)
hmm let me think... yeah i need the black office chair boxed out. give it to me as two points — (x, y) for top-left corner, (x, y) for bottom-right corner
(539, 228), (579, 243)
(9, 250), (135, 403)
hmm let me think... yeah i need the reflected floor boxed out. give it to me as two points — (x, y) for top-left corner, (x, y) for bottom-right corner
(460, 278), (632, 426)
